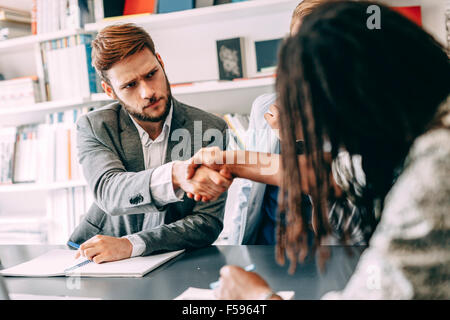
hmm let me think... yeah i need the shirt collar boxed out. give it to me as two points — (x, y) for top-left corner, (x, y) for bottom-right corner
(129, 101), (173, 146)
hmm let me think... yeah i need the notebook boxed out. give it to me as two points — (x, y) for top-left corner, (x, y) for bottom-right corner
(174, 287), (295, 300)
(0, 249), (184, 278)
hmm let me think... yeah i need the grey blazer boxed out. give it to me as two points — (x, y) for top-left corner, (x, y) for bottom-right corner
(69, 99), (228, 256)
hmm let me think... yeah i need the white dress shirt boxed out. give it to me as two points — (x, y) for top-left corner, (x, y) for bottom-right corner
(123, 104), (184, 256)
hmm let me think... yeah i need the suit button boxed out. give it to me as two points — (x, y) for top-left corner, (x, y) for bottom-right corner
(129, 194), (144, 205)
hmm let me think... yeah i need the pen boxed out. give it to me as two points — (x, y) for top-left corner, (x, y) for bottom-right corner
(67, 241), (80, 249)
(65, 241), (92, 273)
(209, 264), (255, 290)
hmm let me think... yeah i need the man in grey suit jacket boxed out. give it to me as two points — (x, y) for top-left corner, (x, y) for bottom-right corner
(69, 23), (231, 264)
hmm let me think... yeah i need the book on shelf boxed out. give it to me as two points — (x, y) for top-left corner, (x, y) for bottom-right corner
(13, 124), (39, 183)
(223, 113), (249, 150)
(0, 127), (17, 185)
(0, 6), (31, 24)
(0, 76), (41, 108)
(216, 37), (247, 81)
(93, 0), (126, 21)
(123, 0), (157, 16)
(157, 0), (195, 14)
(0, 20), (31, 40)
(33, 0), (96, 34)
(214, 0), (232, 5)
(391, 6), (422, 26)
(254, 38), (282, 74)
(195, 0), (214, 8)
(40, 33), (100, 101)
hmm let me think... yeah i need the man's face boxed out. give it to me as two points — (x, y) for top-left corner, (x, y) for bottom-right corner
(104, 48), (171, 122)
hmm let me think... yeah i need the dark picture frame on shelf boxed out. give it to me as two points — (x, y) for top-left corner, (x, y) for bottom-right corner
(216, 37), (246, 80)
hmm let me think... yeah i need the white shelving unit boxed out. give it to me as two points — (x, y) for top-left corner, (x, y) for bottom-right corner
(0, 28), (90, 54)
(84, 0), (297, 31)
(0, 180), (87, 193)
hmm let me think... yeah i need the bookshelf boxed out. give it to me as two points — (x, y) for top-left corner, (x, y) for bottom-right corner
(84, 0), (297, 32)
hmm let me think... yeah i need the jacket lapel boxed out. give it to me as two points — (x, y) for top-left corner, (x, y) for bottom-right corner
(165, 99), (189, 163)
(118, 106), (145, 172)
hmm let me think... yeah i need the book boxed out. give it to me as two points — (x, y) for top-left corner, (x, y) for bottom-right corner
(195, 0), (214, 8)
(214, 0), (231, 5)
(123, 0), (157, 15)
(0, 76), (41, 108)
(0, 6), (32, 24)
(391, 6), (422, 26)
(216, 37), (246, 80)
(157, 0), (194, 14)
(254, 38), (282, 73)
(0, 127), (17, 185)
(0, 249), (185, 278)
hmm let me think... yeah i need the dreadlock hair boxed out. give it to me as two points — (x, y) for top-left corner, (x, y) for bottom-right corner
(275, 1), (450, 273)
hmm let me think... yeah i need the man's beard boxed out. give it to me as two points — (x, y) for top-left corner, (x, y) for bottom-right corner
(123, 94), (172, 123)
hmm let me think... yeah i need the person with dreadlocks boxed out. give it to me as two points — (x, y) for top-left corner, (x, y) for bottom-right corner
(187, 1), (450, 299)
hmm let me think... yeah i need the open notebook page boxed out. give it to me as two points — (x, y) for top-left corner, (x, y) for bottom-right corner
(0, 250), (83, 277)
(66, 250), (185, 277)
(1, 249), (184, 278)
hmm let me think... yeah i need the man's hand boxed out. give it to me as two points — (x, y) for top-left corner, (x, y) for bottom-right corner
(186, 146), (228, 179)
(173, 159), (232, 202)
(214, 265), (282, 300)
(264, 103), (281, 139)
(74, 235), (132, 264)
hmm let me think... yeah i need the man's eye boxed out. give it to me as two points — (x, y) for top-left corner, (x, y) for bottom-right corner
(125, 82), (136, 89)
(146, 71), (156, 78)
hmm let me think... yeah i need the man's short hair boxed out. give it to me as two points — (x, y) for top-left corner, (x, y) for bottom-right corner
(91, 23), (156, 83)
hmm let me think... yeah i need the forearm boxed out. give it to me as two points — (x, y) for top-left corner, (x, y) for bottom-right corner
(137, 193), (226, 255)
(223, 150), (281, 186)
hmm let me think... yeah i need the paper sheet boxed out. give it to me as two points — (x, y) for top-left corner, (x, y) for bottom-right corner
(175, 287), (295, 300)
(0, 249), (81, 277)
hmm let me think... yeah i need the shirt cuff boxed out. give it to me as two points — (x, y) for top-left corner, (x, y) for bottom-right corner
(150, 162), (185, 207)
(122, 234), (146, 257)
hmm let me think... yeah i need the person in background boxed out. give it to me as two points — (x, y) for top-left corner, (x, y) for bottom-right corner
(69, 24), (231, 264)
(224, 0), (373, 246)
(192, 1), (450, 299)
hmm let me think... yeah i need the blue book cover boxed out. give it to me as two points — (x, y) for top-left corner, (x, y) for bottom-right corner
(158, 0), (194, 13)
(79, 34), (97, 94)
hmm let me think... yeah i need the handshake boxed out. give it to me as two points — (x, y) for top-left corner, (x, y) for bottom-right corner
(172, 147), (233, 202)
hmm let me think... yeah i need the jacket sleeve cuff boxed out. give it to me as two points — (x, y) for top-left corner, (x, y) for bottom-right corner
(122, 234), (146, 257)
(150, 162), (185, 207)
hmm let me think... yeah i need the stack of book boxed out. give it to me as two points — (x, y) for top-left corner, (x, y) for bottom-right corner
(0, 6), (31, 40)
(0, 76), (41, 108)
(40, 33), (101, 101)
